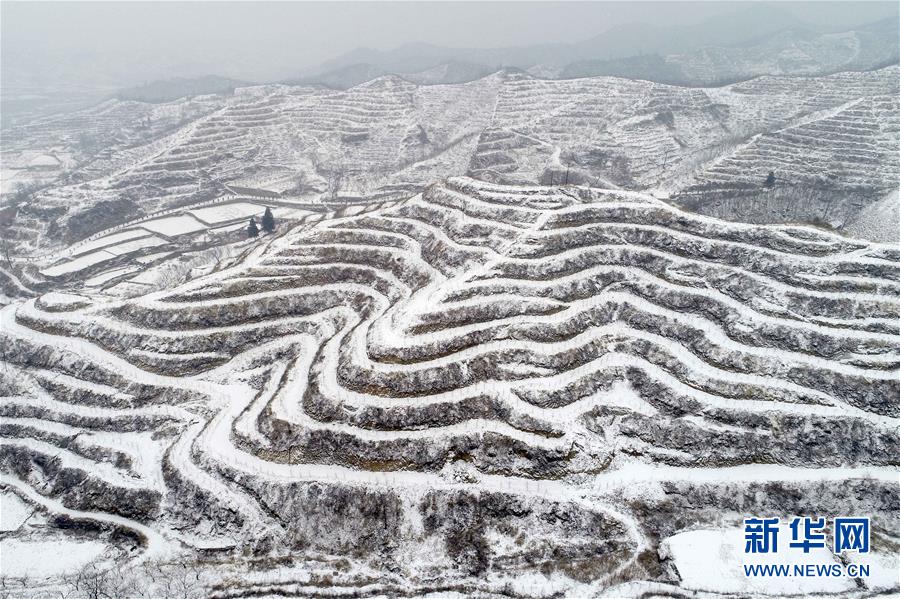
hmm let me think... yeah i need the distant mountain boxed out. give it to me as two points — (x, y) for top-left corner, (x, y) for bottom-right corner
(289, 60), (499, 90)
(285, 63), (390, 90)
(116, 75), (250, 103)
(559, 3), (811, 62)
(558, 55), (691, 85)
(302, 6), (897, 88)
(403, 61), (498, 86)
(7, 63), (897, 256)
(563, 19), (899, 84)
(313, 4), (806, 75)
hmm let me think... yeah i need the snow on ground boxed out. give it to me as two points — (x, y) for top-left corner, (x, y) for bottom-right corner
(99, 235), (166, 256)
(134, 251), (173, 264)
(0, 492), (32, 532)
(137, 214), (208, 238)
(40, 250), (116, 277)
(212, 222), (251, 234)
(70, 229), (149, 257)
(0, 538), (108, 578)
(36, 292), (90, 310)
(596, 380), (658, 416)
(39, 236), (165, 277)
(188, 202), (267, 225)
(846, 189), (900, 243)
(126, 264), (180, 286)
(2, 176), (898, 592)
(83, 266), (139, 287)
(0, 168), (25, 193)
(102, 281), (155, 297)
(844, 550), (900, 591)
(661, 527), (854, 595)
(271, 206), (314, 220)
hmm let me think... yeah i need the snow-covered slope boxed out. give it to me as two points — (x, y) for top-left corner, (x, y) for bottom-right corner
(846, 189), (900, 243)
(478, 66), (899, 191)
(316, 12), (899, 88)
(1, 178), (897, 595)
(4, 66), (898, 257)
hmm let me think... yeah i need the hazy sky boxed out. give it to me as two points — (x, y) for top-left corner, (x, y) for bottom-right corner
(2, 1), (897, 90)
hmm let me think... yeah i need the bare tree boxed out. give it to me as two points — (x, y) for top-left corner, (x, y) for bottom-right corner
(10, 181), (42, 206)
(71, 564), (114, 599)
(291, 170), (308, 195)
(155, 563), (204, 599)
(658, 146), (673, 185)
(1, 236), (14, 269)
(57, 559), (204, 599)
(327, 162), (346, 200)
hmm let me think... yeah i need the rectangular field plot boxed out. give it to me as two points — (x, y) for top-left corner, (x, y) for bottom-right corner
(84, 266), (139, 287)
(71, 229), (150, 257)
(40, 250), (115, 277)
(138, 214), (208, 238)
(102, 235), (167, 256)
(188, 202), (267, 225)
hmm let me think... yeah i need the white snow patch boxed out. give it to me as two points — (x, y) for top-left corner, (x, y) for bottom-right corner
(846, 189), (900, 243)
(271, 206), (313, 220)
(844, 550), (900, 592)
(499, 362), (555, 377)
(138, 214), (208, 237)
(40, 250), (115, 277)
(188, 202), (266, 225)
(101, 235), (166, 256)
(70, 229), (149, 257)
(0, 538), (107, 578)
(602, 380), (658, 416)
(134, 251), (173, 265)
(500, 570), (565, 597)
(0, 493), (32, 531)
(37, 292), (90, 310)
(211, 221), (251, 234)
(662, 527), (853, 594)
(84, 266), (138, 287)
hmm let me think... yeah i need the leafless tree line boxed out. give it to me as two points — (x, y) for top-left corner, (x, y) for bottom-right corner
(153, 245), (229, 290)
(1, 560), (207, 599)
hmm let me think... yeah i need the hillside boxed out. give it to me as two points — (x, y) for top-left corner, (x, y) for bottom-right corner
(116, 76), (249, 104)
(3, 65), (898, 263)
(309, 11), (898, 88)
(1, 177), (897, 595)
(3, 2), (900, 595)
(561, 18), (899, 84)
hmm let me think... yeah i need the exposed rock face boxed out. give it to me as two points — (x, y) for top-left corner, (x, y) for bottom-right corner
(1, 177), (897, 595)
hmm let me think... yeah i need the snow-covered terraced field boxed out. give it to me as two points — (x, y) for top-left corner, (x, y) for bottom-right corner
(477, 66), (900, 191)
(9, 65), (898, 259)
(29, 199), (321, 284)
(1, 177), (897, 595)
(690, 94), (900, 190)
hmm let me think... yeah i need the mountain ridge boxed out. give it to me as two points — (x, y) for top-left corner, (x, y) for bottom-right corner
(301, 9), (897, 88)
(3, 64), (897, 264)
